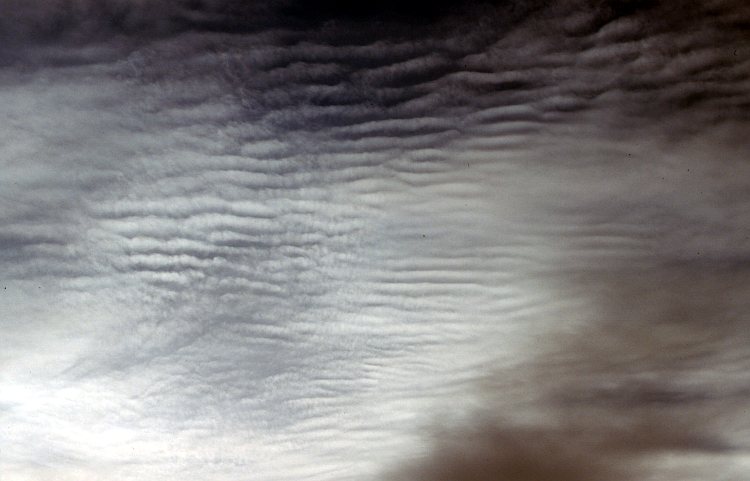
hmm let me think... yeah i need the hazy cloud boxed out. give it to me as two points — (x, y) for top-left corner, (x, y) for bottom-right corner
(386, 264), (750, 481)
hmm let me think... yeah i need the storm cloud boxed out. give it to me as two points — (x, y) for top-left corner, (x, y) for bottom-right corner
(1, 1), (749, 480)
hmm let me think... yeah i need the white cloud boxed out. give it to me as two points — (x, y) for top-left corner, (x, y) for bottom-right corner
(1, 2), (749, 480)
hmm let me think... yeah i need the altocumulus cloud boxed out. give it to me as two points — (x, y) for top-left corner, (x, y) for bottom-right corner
(0, 1), (749, 480)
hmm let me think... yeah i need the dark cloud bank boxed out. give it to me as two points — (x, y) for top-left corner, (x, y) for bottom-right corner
(1, 1), (749, 480)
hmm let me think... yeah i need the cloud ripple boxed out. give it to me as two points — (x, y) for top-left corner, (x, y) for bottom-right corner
(0, 1), (748, 480)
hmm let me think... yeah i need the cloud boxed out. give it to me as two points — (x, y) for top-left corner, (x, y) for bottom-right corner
(0, 1), (748, 480)
(385, 264), (750, 481)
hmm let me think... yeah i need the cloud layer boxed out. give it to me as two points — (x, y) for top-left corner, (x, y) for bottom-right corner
(0, 1), (748, 480)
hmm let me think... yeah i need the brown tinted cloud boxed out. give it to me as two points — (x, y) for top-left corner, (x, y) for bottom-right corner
(387, 263), (750, 481)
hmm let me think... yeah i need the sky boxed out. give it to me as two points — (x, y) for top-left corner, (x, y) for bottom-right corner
(1, 1), (749, 480)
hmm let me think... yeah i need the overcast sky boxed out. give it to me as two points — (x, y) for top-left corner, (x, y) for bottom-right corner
(1, 1), (749, 480)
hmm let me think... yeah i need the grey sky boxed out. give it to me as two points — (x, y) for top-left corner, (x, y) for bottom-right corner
(1, 1), (749, 480)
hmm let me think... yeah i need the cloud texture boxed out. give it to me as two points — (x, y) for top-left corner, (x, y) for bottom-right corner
(0, 1), (748, 480)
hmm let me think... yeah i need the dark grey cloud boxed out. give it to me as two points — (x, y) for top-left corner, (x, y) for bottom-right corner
(1, 1), (748, 480)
